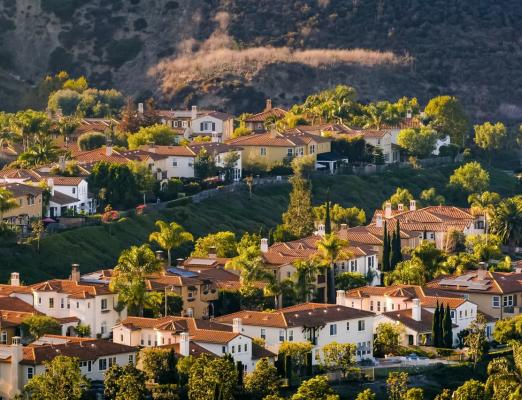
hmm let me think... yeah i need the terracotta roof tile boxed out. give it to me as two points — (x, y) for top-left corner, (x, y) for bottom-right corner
(244, 108), (287, 123)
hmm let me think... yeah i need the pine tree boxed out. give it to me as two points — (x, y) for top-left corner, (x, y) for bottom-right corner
(443, 304), (453, 348)
(325, 190), (331, 235)
(432, 300), (440, 347)
(282, 176), (314, 238)
(382, 221), (390, 272)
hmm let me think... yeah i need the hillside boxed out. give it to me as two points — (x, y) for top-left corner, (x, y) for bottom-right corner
(1, 1), (522, 120)
(0, 165), (518, 284)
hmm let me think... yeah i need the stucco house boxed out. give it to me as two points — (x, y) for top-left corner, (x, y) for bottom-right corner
(243, 100), (288, 133)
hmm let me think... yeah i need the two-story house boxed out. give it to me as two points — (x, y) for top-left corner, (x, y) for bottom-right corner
(337, 284), (483, 346)
(112, 316), (275, 372)
(0, 335), (137, 399)
(0, 183), (43, 232)
(216, 303), (375, 363)
(188, 142), (243, 181)
(243, 100), (288, 133)
(139, 144), (196, 179)
(47, 176), (94, 217)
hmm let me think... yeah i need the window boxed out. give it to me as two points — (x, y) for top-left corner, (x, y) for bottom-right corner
(72, 188), (76, 195)
(377, 301), (381, 312)
(358, 320), (365, 331)
(504, 295), (514, 307)
(120, 334), (123, 342)
(350, 260), (357, 272)
(38, 297), (41, 305)
(182, 121), (188, 128)
(222, 346), (226, 353)
(49, 298), (54, 308)
(61, 298), (65, 309)
(80, 361), (92, 372)
(492, 296), (501, 308)
(187, 308), (194, 317)
(391, 303), (395, 310)
(475, 220), (485, 230)
(279, 330), (285, 342)
(310, 144), (316, 154)
(0, 331), (7, 344)
(260, 328), (266, 339)
(172, 159), (178, 167)
(450, 310), (455, 319)
(27, 195), (35, 205)
(330, 324), (337, 336)
(77, 302), (79, 308)
(370, 301), (374, 311)
(108, 357), (116, 368)
(88, 302), (90, 309)
(129, 355), (134, 365)
(101, 299), (108, 310)
(244, 344), (247, 352)
(200, 121), (216, 131)
(260, 147), (267, 156)
(99, 359), (107, 371)
(232, 345), (235, 353)
(100, 322), (107, 336)
(289, 330), (294, 341)
(67, 300), (70, 309)
(368, 256), (374, 268)
(27, 367), (34, 379)
(346, 322), (350, 331)
(287, 148), (293, 157)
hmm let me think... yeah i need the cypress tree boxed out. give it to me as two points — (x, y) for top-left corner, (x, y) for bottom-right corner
(432, 300), (440, 347)
(443, 304), (453, 348)
(395, 220), (403, 263)
(382, 221), (390, 272)
(325, 190), (331, 235)
(439, 303), (445, 341)
(285, 354), (292, 381)
(236, 361), (244, 385)
(390, 229), (398, 270)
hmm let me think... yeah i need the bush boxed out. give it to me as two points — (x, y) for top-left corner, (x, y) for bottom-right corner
(154, 179), (183, 201)
(48, 89), (81, 115)
(78, 132), (106, 151)
(183, 182), (201, 195)
(105, 37), (144, 67)
(165, 197), (193, 208)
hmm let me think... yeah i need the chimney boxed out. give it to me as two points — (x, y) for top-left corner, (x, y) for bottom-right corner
(317, 224), (326, 236)
(208, 247), (217, 259)
(406, 109), (412, 119)
(385, 202), (392, 218)
(412, 298), (421, 321)
(409, 200), (416, 211)
(398, 203), (404, 212)
(233, 317), (242, 333)
(10, 272), (20, 287)
(9, 336), (22, 397)
(336, 290), (345, 306)
(191, 105), (197, 120)
(376, 215), (383, 228)
(105, 141), (113, 157)
(58, 155), (66, 173)
(47, 178), (54, 196)
(211, 132), (219, 143)
(340, 223), (347, 230)
(179, 332), (190, 357)
(260, 238), (268, 253)
(265, 99), (273, 111)
(138, 103), (144, 114)
(477, 263), (488, 280)
(71, 264), (80, 283)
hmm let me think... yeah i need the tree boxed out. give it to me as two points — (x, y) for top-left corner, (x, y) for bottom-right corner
(492, 315), (522, 344)
(47, 89), (82, 115)
(385, 258), (426, 286)
(485, 342), (522, 399)
(313, 204), (366, 228)
(474, 122), (507, 162)
(104, 364), (149, 400)
(404, 388), (424, 400)
(291, 375), (340, 400)
(390, 221), (403, 269)
(24, 356), (89, 400)
(335, 272), (367, 291)
(226, 245), (272, 290)
(490, 196), (522, 246)
(244, 358), (280, 399)
(282, 175), (314, 238)
(128, 124), (179, 149)
(374, 322), (403, 356)
(89, 162), (142, 209)
(324, 195), (331, 235)
(444, 229), (466, 253)
(18, 138), (61, 167)
(411, 241), (446, 279)
(424, 96), (469, 147)
(149, 220), (193, 267)
(398, 127), (439, 158)
(386, 372), (409, 400)
(232, 126), (252, 138)
(119, 97), (141, 133)
(194, 148), (217, 180)
(293, 259), (319, 303)
(432, 300), (441, 347)
(187, 354), (238, 400)
(110, 244), (161, 316)
(221, 151), (241, 184)
(78, 131), (106, 150)
(382, 222), (391, 272)
(279, 341), (314, 377)
(383, 187), (413, 209)
(449, 162), (490, 194)
(140, 348), (179, 384)
(452, 380), (487, 400)
(21, 315), (61, 341)
(465, 314), (487, 369)
(443, 304), (453, 348)
(291, 154), (316, 178)
(30, 219), (45, 253)
(434, 389), (452, 400)
(315, 233), (350, 304)
(356, 389), (377, 400)
(465, 233), (502, 262)
(191, 231), (238, 258)
(73, 323), (90, 337)
(321, 342), (356, 378)
(0, 187), (18, 222)
(420, 187), (445, 206)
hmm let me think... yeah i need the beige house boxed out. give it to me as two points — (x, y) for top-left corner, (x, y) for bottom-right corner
(428, 270), (522, 320)
(243, 100), (288, 133)
(0, 183), (43, 230)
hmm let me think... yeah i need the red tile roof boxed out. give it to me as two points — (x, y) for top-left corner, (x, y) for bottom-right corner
(244, 108), (287, 123)
(29, 280), (112, 298)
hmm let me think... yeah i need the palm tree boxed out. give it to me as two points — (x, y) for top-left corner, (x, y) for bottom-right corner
(490, 196), (522, 246)
(315, 233), (351, 304)
(109, 244), (161, 317)
(225, 246), (271, 286)
(469, 191), (501, 244)
(18, 138), (60, 167)
(293, 259), (319, 303)
(0, 188), (18, 221)
(149, 220), (194, 267)
(54, 116), (79, 145)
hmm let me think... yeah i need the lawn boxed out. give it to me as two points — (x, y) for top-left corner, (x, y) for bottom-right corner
(0, 164), (518, 284)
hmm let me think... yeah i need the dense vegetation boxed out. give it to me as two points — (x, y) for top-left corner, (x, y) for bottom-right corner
(0, 164), (517, 284)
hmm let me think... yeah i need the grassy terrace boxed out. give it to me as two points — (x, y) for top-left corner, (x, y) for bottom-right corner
(0, 165), (518, 284)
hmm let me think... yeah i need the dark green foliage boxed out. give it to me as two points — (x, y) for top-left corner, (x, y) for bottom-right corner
(41, 0), (83, 19)
(285, 354), (292, 381)
(105, 37), (143, 68)
(324, 194), (331, 235)
(236, 361), (244, 386)
(332, 136), (373, 163)
(443, 305), (453, 348)
(390, 220), (403, 269)
(305, 352), (313, 376)
(382, 222), (390, 272)
(78, 132), (106, 151)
